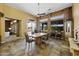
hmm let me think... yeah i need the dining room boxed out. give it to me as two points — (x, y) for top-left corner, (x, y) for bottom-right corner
(0, 3), (77, 56)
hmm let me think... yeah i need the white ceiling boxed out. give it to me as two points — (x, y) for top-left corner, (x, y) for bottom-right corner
(5, 3), (72, 17)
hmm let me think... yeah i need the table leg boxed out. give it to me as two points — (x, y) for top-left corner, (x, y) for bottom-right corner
(35, 37), (41, 46)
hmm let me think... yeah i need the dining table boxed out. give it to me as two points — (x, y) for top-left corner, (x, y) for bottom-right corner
(29, 32), (47, 45)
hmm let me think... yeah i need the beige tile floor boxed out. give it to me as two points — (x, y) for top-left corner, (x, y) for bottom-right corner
(0, 38), (71, 56)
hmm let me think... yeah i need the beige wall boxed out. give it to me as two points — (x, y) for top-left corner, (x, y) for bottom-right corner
(73, 4), (79, 39)
(0, 3), (36, 43)
(0, 17), (5, 42)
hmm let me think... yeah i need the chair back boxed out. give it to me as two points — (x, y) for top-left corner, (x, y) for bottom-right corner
(35, 30), (38, 33)
(24, 33), (29, 42)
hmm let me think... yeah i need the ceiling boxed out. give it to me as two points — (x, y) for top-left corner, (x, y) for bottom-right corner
(5, 3), (72, 17)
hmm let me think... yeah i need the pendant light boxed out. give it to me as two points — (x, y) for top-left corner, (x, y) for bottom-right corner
(37, 3), (46, 18)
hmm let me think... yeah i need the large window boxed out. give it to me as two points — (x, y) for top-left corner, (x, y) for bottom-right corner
(50, 14), (64, 31)
(51, 20), (64, 31)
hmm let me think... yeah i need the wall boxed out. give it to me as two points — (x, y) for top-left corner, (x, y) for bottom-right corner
(37, 7), (73, 40)
(73, 4), (79, 39)
(0, 17), (1, 43)
(0, 17), (5, 43)
(0, 3), (36, 43)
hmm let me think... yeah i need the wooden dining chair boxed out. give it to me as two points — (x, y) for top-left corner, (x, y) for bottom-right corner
(41, 34), (49, 48)
(24, 33), (35, 55)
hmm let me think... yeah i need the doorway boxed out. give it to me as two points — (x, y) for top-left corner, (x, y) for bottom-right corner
(5, 17), (21, 39)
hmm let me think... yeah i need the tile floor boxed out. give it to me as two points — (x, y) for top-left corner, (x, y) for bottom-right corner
(0, 38), (71, 56)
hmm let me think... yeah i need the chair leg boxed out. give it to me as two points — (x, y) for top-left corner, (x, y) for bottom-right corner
(25, 42), (27, 55)
(28, 43), (30, 55)
(29, 43), (32, 55)
(28, 43), (29, 55)
(30, 43), (32, 55)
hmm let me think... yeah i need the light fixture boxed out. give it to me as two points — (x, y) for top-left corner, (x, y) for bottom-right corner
(8, 28), (12, 30)
(10, 20), (17, 24)
(11, 22), (13, 24)
(37, 3), (46, 17)
(48, 8), (52, 13)
(13, 20), (17, 23)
